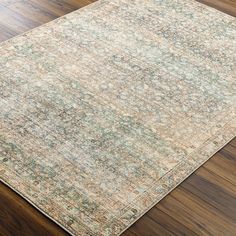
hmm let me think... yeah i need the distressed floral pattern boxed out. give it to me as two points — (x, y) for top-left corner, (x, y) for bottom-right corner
(0, 0), (236, 235)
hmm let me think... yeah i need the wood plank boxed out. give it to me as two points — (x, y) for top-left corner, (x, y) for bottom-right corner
(197, 0), (236, 16)
(5, 1), (59, 25)
(0, 5), (39, 34)
(155, 189), (236, 235)
(125, 214), (173, 236)
(0, 182), (68, 236)
(181, 175), (236, 221)
(147, 207), (197, 235)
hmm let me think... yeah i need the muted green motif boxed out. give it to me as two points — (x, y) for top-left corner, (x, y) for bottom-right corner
(0, 0), (236, 235)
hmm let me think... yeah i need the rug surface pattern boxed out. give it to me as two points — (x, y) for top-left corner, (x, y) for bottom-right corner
(0, 0), (235, 235)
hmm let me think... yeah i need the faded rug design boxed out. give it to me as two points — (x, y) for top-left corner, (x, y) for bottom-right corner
(0, 0), (235, 235)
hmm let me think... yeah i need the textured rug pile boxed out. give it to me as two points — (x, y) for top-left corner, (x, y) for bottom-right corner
(0, 0), (235, 235)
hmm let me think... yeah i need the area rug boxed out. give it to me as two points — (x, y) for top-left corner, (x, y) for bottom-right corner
(0, 0), (235, 235)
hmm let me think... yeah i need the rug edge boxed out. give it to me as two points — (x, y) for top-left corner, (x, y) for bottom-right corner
(0, 178), (75, 236)
(118, 122), (236, 235)
(1, 121), (235, 236)
(0, 0), (106, 47)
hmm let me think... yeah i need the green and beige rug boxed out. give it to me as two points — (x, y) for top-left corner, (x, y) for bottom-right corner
(0, 0), (235, 235)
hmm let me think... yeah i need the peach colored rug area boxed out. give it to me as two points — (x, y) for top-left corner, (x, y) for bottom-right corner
(0, 0), (235, 235)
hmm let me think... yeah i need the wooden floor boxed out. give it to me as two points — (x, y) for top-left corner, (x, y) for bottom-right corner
(0, 0), (235, 235)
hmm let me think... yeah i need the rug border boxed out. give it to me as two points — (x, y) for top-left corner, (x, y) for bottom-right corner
(0, 1), (105, 235)
(0, 178), (75, 236)
(118, 131), (236, 235)
(1, 124), (235, 236)
(0, 0), (235, 47)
